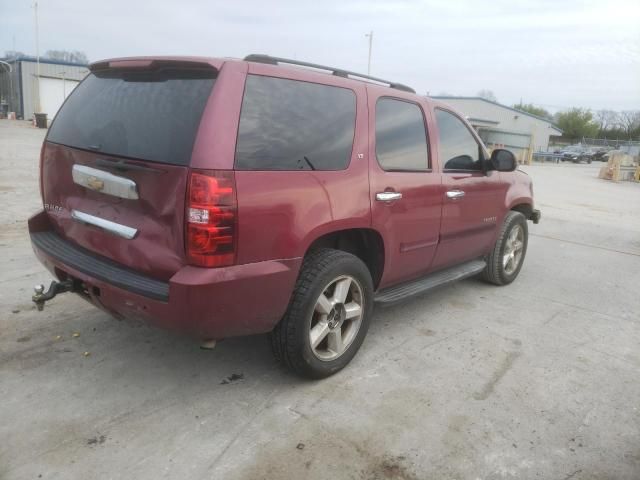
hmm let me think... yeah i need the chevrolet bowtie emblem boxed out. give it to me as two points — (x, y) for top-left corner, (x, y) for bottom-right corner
(87, 177), (104, 191)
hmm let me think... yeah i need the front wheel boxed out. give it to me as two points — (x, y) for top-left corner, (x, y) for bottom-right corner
(270, 249), (374, 379)
(483, 211), (528, 285)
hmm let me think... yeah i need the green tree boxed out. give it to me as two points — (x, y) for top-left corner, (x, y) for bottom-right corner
(513, 103), (552, 120)
(617, 110), (640, 138)
(555, 108), (599, 141)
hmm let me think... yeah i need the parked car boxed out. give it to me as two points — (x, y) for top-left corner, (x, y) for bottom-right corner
(557, 145), (593, 163)
(592, 147), (611, 162)
(29, 54), (540, 378)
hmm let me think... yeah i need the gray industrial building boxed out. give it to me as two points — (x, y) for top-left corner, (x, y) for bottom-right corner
(431, 96), (563, 163)
(0, 56), (89, 123)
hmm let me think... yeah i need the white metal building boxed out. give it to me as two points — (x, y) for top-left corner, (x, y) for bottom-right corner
(431, 96), (563, 162)
(0, 56), (89, 123)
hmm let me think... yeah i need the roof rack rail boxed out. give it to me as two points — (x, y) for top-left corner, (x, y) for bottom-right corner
(243, 54), (416, 94)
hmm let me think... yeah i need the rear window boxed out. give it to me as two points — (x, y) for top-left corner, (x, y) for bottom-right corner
(235, 75), (356, 171)
(47, 67), (216, 166)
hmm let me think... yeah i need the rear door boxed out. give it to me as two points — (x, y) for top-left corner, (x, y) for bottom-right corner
(430, 108), (508, 270)
(232, 67), (371, 265)
(368, 87), (443, 288)
(42, 60), (219, 281)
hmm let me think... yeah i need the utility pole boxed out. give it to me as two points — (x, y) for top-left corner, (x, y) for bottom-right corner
(34, 1), (41, 113)
(365, 31), (373, 75)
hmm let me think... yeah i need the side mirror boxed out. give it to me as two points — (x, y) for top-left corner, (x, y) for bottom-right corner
(490, 149), (517, 172)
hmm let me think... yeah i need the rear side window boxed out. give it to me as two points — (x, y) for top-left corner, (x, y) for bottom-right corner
(235, 75), (356, 171)
(47, 68), (216, 166)
(375, 98), (429, 171)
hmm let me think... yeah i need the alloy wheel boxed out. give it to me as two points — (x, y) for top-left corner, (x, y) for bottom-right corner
(503, 224), (524, 275)
(309, 275), (364, 361)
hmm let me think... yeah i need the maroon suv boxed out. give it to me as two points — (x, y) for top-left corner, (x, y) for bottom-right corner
(29, 54), (540, 378)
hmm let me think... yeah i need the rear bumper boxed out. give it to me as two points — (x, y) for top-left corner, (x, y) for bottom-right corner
(28, 210), (301, 339)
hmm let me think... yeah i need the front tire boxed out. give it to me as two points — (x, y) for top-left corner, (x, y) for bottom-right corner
(483, 211), (528, 286)
(270, 249), (374, 379)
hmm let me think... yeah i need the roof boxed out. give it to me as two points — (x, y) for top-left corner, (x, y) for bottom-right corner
(89, 56), (419, 98)
(0, 55), (89, 68)
(244, 54), (415, 94)
(432, 95), (563, 134)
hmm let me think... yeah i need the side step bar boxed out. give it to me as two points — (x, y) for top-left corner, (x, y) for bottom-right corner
(374, 259), (487, 306)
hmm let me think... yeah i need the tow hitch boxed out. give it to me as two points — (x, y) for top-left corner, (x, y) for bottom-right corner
(32, 279), (78, 311)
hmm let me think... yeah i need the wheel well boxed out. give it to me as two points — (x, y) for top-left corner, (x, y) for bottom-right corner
(306, 229), (385, 289)
(511, 203), (533, 219)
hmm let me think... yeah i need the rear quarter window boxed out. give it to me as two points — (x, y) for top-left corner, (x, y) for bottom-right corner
(47, 68), (216, 166)
(235, 75), (356, 171)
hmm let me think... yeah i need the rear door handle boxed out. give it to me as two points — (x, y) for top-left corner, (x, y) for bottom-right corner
(376, 191), (403, 202)
(446, 190), (465, 199)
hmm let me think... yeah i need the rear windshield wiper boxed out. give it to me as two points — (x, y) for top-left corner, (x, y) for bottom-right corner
(302, 156), (316, 171)
(94, 158), (166, 174)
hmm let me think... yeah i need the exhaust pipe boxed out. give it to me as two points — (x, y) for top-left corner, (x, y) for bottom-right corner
(32, 279), (77, 311)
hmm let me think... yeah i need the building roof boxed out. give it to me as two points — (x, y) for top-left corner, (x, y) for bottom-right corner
(0, 55), (89, 68)
(432, 95), (563, 134)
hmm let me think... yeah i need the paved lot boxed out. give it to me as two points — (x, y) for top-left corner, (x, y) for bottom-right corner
(1, 119), (639, 480)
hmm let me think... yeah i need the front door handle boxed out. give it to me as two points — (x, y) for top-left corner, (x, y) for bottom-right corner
(376, 191), (403, 202)
(446, 190), (465, 199)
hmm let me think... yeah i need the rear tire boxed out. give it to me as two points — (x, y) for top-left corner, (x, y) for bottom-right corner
(270, 249), (374, 379)
(483, 211), (528, 286)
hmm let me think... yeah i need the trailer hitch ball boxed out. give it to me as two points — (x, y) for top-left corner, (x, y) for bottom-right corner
(32, 280), (76, 311)
(33, 284), (46, 311)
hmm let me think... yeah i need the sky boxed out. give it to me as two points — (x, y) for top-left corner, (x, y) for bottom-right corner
(2, 0), (639, 112)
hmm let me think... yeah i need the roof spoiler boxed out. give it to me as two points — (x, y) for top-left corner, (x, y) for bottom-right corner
(90, 59), (217, 73)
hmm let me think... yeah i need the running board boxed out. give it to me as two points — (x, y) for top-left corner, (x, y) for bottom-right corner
(374, 259), (487, 306)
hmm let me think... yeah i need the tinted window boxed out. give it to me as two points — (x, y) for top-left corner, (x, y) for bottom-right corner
(47, 68), (216, 166)
(235, 76), (356, 171)
(435, 109), (483, 170)
(375, 98), (429, 171)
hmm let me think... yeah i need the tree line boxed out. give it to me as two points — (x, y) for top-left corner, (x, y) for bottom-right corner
(4, 50), (89, 64)
(477, 91), (639, 142)
(515, 103), (639, 142)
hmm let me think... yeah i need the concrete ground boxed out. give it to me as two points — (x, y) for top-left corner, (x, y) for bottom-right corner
(1, 119), (639, 480)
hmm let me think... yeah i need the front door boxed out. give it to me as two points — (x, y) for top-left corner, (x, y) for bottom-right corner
(367, 87), (443, 288)
(430, 108), (508, 270)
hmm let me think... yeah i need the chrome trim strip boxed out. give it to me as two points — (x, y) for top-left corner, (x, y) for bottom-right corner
(72, 164), (139, 200)
(71, 210), (138, 239)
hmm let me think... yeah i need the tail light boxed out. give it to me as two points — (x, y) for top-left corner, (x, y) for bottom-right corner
(186, 170), (237, 267)
(39, 142), (46, 203)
